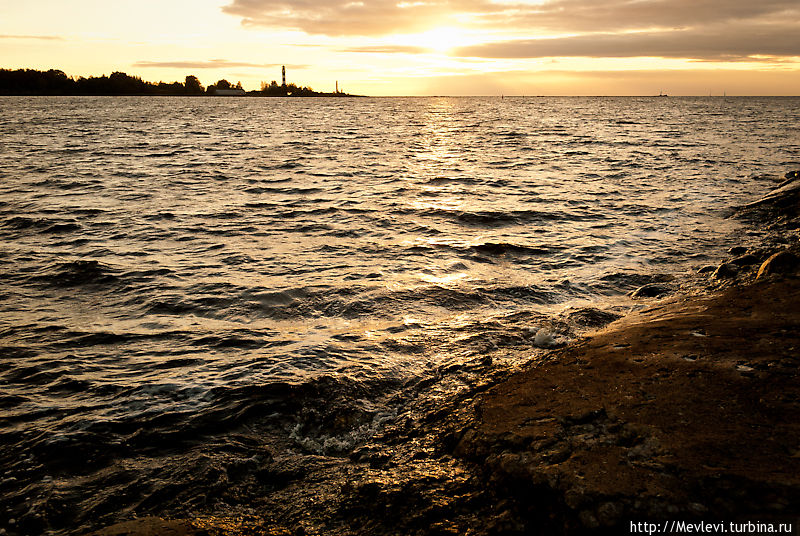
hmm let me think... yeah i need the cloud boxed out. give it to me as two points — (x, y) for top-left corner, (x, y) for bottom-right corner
(339, 45), (429, 54)
(488, 0), (800, 33)
(454, 24), (800, 61)
(0, 35), (63, 41)
(133, 59), (308, 69)
(222, 0), (490, 36)
(221, 0), (800, 38)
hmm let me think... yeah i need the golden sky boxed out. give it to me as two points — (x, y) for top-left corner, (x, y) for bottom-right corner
(2, 0), (799, 95)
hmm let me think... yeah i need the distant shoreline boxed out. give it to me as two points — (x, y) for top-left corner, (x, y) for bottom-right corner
(0, 68), (359, 97)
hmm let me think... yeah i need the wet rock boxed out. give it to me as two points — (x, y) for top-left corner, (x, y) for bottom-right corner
(730, 254), (760, 267)
(712, 263), (739, 279)
(698, 265), (716, 274)
(564, 307), (622, 328)
(629, 283), (670, 298)
(757, 250), (799, 279)
(727, 246), (749, 256)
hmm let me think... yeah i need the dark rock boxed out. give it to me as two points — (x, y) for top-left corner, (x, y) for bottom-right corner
(597, 501), (623, 526)
(757, 250), (799, 279)
(564, 408), (607, 425)
(730, 254), (760, 267)
(629, 283), (670, 298)
(565, 307), (622, 328)
(727, 246), (748, 256)
(698, 265), (716, 274)
(495, 432), (531, 451)
(740, 175), (800, 211)
(543, 444), (572, 464)
(579, 510), (600, 529)
(712, 263), (739, 279)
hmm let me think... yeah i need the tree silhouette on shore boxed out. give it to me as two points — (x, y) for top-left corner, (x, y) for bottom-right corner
(0, 69), (206, 96)
(0, 68), (354, 97)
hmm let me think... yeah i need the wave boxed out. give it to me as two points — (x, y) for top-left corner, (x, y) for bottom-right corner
(3, 216), (82, 234)
(29, 260), (120, 287)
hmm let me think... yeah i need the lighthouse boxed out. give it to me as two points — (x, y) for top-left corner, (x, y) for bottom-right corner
(282, 66), (286, 87)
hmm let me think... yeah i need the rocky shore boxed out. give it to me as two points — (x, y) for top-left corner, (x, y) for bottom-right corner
(90, 173), (800, 536)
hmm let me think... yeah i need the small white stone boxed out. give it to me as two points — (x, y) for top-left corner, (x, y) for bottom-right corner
(534, 328), (556, 348)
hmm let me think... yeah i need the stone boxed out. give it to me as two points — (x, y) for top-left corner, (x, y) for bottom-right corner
(730, 254), (760, 266)
(597, 501), (622, 526)
(757, 250), (799, 279)
(579, 510), (600, 529)
(727, 246), (748, 256)
(698, 265), (716, 274)
(533, 328), (557, 348)
(629, 283), (670, 298)
(712, 263), (739, 279)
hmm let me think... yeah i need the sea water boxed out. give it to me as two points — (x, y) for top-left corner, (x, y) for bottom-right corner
(0, 96), (798, 533)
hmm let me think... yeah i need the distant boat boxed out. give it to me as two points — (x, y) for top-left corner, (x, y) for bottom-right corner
(658, 90), (668, 97)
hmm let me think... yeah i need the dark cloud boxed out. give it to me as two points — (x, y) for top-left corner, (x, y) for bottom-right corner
(454, 24), (800, 61)
(0, 35), (63, 41)
(222, 0), (489, 36)
(488, 0), (800, 33)
(133, 59), (308, 69)
(222, 0), (799, 38)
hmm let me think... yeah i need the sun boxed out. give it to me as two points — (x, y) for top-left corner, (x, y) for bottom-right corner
(422, 27), (463, 53)
(403, 26), (473, 53)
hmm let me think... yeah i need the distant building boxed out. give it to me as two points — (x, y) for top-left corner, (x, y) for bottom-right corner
(215, 89), (246, 96)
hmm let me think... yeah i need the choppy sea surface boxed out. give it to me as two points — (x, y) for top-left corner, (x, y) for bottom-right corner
(1, 96), (799, 533)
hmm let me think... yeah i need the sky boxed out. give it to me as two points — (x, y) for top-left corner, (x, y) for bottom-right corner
(1, 0), (799, 95)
